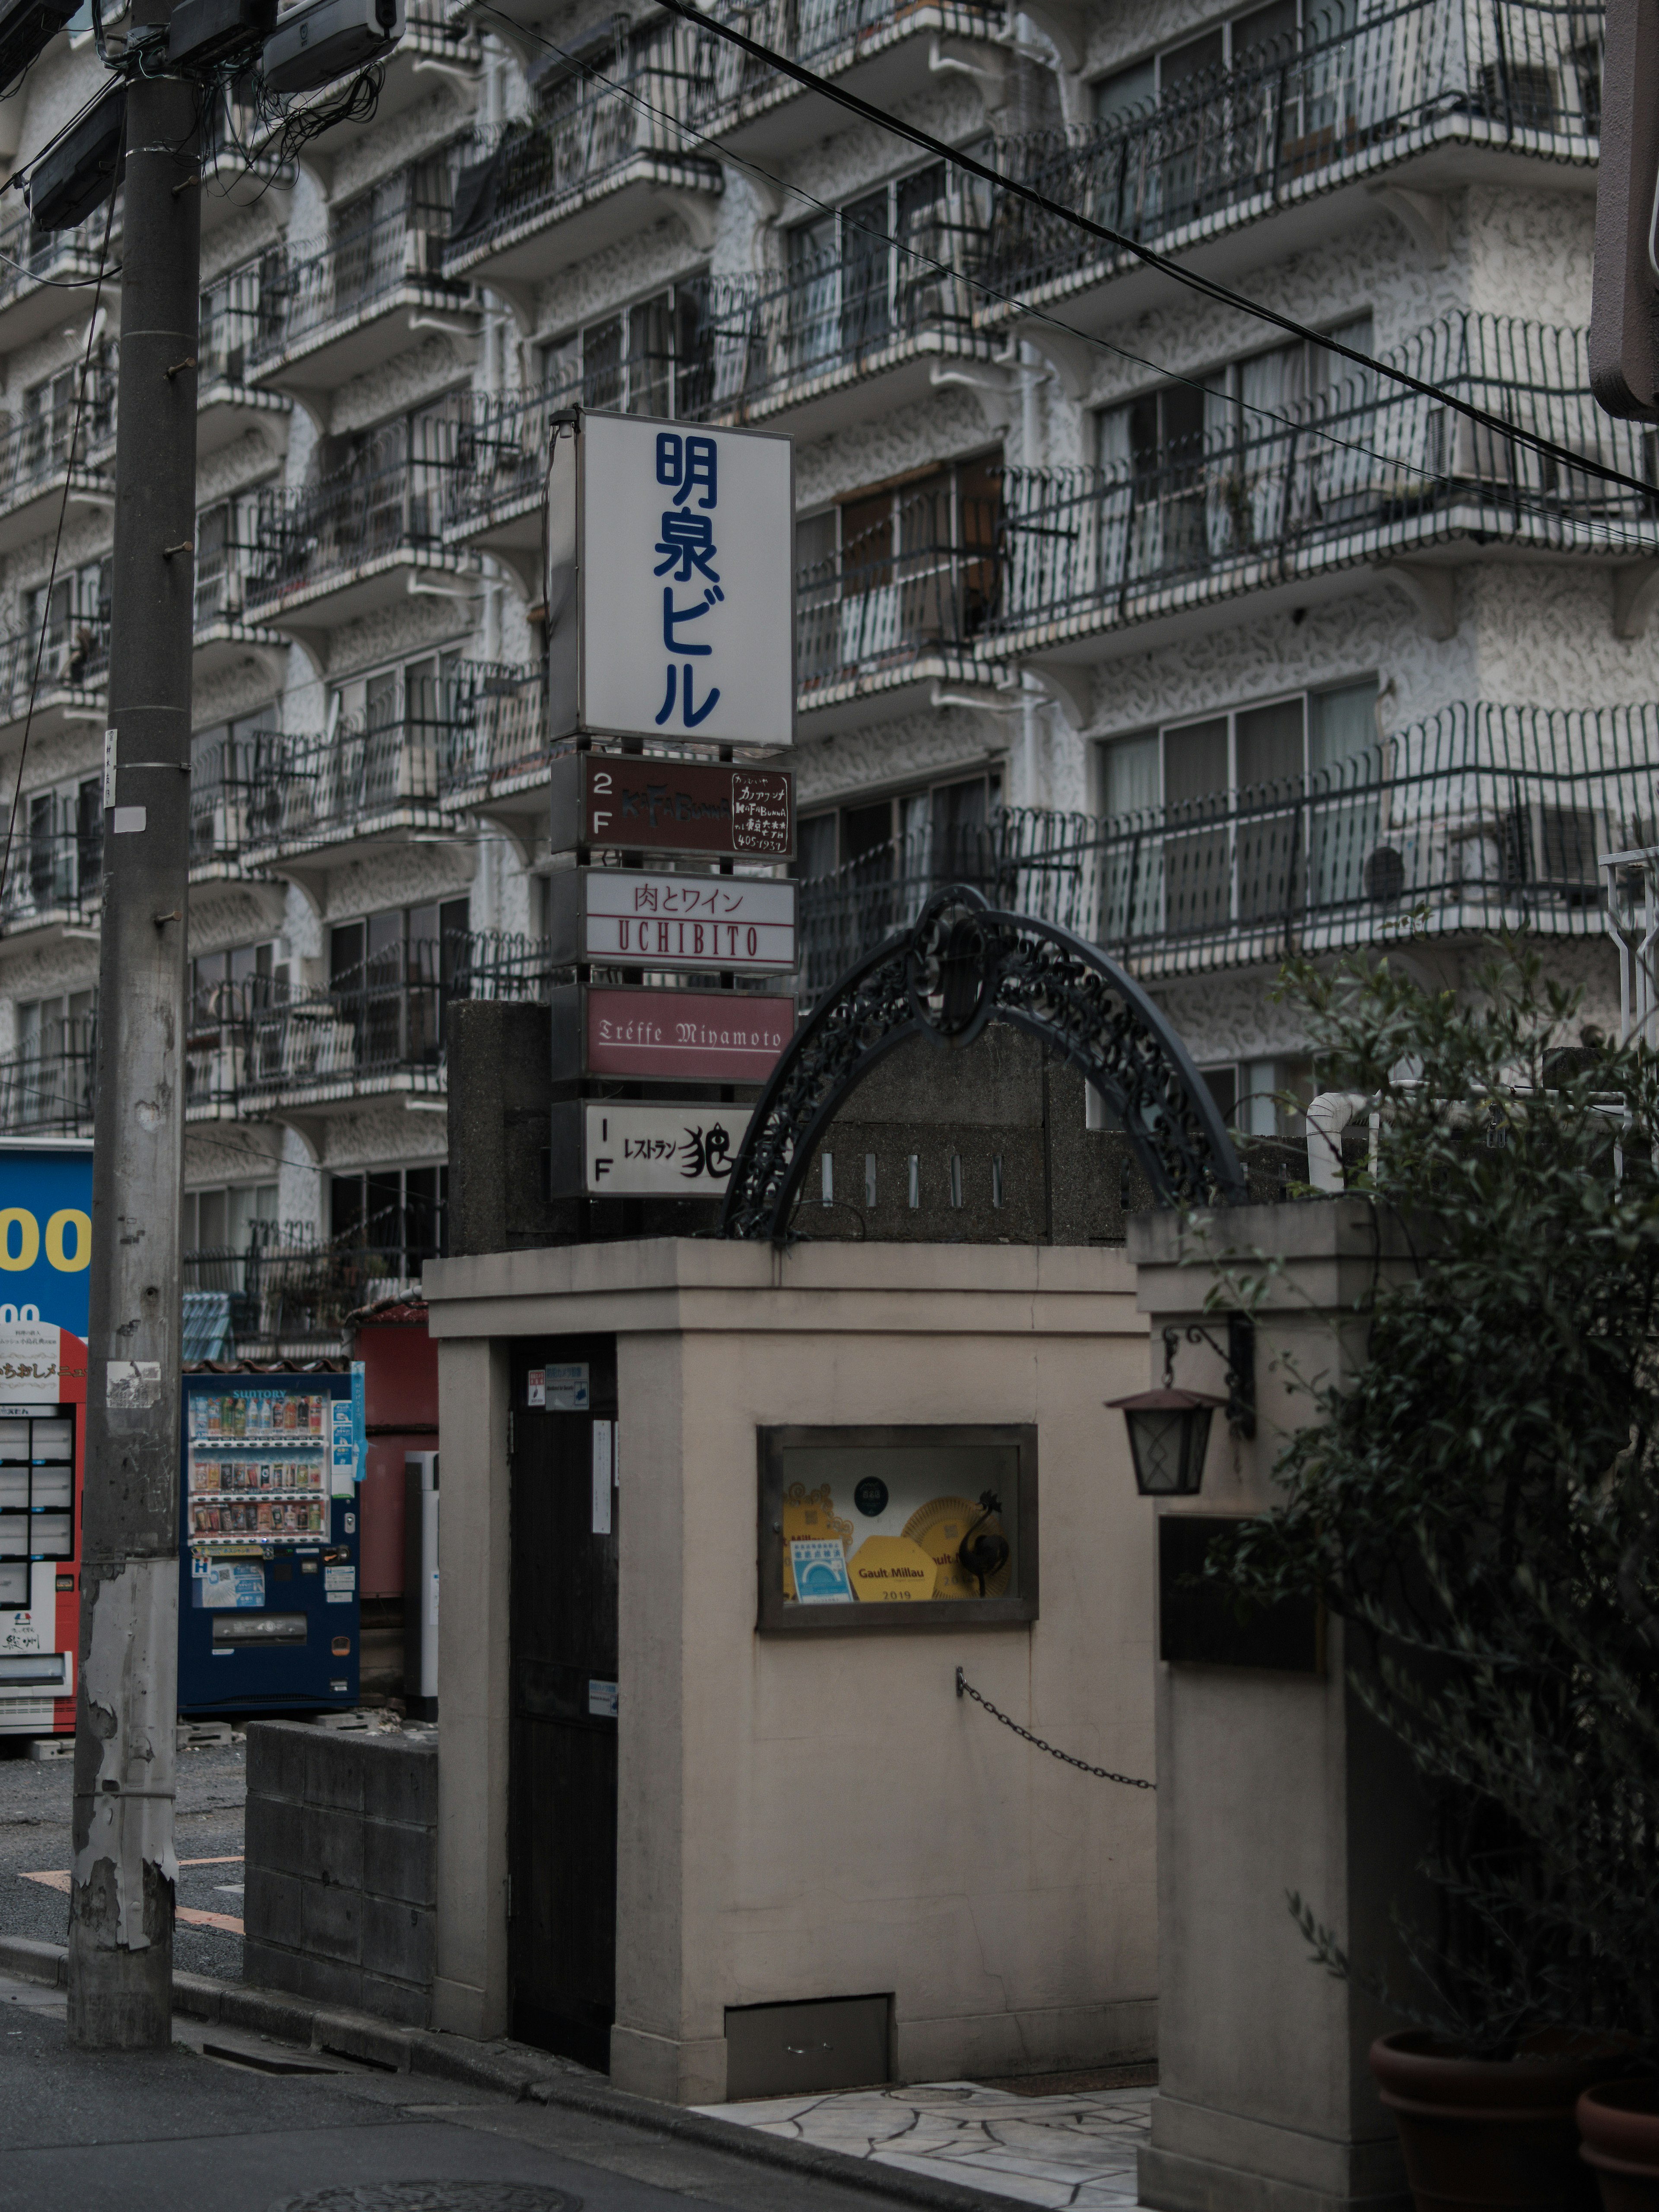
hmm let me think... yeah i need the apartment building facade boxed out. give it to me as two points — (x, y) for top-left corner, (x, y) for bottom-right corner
(0, 0), (1645, 1341)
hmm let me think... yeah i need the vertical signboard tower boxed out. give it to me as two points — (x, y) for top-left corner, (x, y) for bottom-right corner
(542, 412), (800, 1216)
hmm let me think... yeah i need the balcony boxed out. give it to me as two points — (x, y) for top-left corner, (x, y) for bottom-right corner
(194, 496), (288, 679)
(800, 484), (1011, 729)
(691, 0), (1004, 161)
(198, 283), (292, 460)
(234, 697), (463, 875)
(0, 615), (109, 753)
(0, 206), (117, 352)
(0, 1022), (95, 1138)
(0, 819), (102, 939)
(432, 661), (550, 846)
(245, 435), (480, 653)
(197, 89), (296, 237)
(372, 0), (483, 125)
(184, 1208), (429, 1358)
(441, 21), (722, 308)
(185, 928), (554, 1119)
(706, 224), (998, 439)
(985, 315), (1659, 666)
(982, 0), (1602, 337)
(795, 702), (1659, 992)
(0, 393), (116, 559)
(248, 206), (479, 408)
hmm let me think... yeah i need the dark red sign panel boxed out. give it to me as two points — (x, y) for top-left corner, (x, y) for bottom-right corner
(550, 753), (795, 860)
(585, 988), (795, 1083)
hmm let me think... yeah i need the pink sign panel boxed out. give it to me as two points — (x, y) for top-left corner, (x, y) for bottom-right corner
(585, 988), (795, 1083)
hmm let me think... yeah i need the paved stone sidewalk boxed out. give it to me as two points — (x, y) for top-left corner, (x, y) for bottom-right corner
(693, 2082), (1151, 2209)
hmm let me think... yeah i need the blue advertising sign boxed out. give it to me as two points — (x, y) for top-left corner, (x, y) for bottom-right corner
(0, 1143), (94, 1337)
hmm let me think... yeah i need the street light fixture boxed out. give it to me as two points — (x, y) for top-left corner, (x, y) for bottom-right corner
(1108, 1318), (1256, 1497)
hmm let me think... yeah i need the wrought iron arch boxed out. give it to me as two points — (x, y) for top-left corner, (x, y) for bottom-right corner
(721, 885), (1249, 1243)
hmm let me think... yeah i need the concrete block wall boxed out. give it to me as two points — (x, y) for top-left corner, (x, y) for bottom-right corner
(244, 1719), (438, 2027)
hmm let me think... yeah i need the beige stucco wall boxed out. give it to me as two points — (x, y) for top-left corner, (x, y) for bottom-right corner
(424, 1238), (1161, 2100)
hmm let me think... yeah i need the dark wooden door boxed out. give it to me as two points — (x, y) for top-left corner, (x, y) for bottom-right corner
(508, 1336), (619, 2067)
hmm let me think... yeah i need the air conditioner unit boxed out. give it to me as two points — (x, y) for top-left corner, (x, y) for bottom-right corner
(402, 228), (442, 279)
(261, 0), (404, 96)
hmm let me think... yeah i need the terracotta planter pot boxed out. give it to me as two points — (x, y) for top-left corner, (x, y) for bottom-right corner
(1578, 2079), (1659, 2212)
(1370, 2031), (1640, 2212)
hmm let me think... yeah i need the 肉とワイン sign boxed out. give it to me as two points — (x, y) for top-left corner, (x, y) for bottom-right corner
(549, 1101), (755, 1197)
(545, 869), (797, 973)
(550, 985), (795, 1084)
(545, 412), (795, 751)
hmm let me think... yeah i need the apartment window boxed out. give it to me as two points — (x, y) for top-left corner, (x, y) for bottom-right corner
(312, 390), (465, 546)
(13, 774), (101, 917)
(795, 454), (1002, 685)
(785, 152), (993, 367)
(799, 771), (1002, 887)
(538, 281), (714, 421)
(190, 940), (287, 1030)
(183, 1182), (278, 1253)
(194, 489), (267, 628)
(12, 992), (95, 1127)
(20, 342), (114, 477)
(328, 899), (470, 1072)
(327, 650), (463, 804)
(200, 254), (279, 383)
(1099, 682), (1378, 814)
(1093, 0), (1300, 124)
(333, 151), (460, 290)
(329, 1164), (447, 1268)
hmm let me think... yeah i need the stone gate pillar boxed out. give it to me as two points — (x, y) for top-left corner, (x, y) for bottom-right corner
(1128, 1199), (1424, 2212)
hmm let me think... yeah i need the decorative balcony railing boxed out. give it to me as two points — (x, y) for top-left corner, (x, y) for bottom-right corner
(249, 204), (461, 369)
(235, 691), (464, 855)
(184, 1205), (427, 1351)
(0, 381), (117, 515)
(690, 0), (1003, 132)
(0, 202), (117, 323)
(985, 0), (1602, 309)
(0, 818), (103, 933)
(435, 661), (549, 799)
(185, 929), (556, 1113)
(0, 611), (110, 723)
(0, 1019), (96, 1136)
(988, 316), (1656, 647)
(246, 435), (454, 612)
(800, 488), (1001, 696)
(798, 702), (1659, 992)
(444, 18), (719, 269)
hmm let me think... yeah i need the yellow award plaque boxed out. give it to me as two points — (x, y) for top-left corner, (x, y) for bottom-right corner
(782, 1481), (853, 1599)
(903, 1496), (1012, 1599)
(847, 1534), (937, 1602)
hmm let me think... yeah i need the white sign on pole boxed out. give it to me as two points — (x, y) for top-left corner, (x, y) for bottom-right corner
(546, 411), (795, 751)
(547, 868), (797, 972)
(573, 1102), (753, 1197)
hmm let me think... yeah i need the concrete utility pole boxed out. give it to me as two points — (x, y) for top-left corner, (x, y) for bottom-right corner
(68, 15), (200, 2047)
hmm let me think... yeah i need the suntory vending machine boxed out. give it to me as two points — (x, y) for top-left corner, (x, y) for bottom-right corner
(178, 1369), (362, 1713)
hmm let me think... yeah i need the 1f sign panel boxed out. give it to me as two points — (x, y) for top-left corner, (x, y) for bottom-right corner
(581, 415), (795, 750)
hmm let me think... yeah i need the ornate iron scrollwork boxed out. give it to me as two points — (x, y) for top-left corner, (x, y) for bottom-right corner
(721, 884), (1248, 1243)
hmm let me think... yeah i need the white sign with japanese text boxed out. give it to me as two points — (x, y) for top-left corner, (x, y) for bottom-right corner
(581, 1103), (753, 1197)
(550, 867), (797, 972)
(548, 411), (795, 750)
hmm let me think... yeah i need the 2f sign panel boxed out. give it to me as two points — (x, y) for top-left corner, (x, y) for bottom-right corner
(0, 1147), (92, 1337)
(579, 415), (794, 750)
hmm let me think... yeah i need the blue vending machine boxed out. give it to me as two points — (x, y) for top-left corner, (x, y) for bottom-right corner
(178, 1369), (363, 1714)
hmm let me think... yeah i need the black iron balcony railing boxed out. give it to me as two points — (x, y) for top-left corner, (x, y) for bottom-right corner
(0, 818), (104, 933)
(249, 203), (460, 369)
(0, 202), (118, 322)
(800, 489), (1000, 695)
(235, 694), (461, 855)
(199, 262), (283, 385)
(989, 315), (1656, 646)
(0, 1019), (96, 1136)
(986, 0), (1602, 309)
(184, 1205), (429, 1351)
(185, 928), (556, 1112)
(0, 383), (117, 515)
(797, 702), (1659, 993)
(247, 439), (454, 611)
(444, 18), (719, 269)
(194, 501), (267, 629)
(435, 661), (549, 799)
(0, 611), (110, 723)
(691, 0), (1002, 132)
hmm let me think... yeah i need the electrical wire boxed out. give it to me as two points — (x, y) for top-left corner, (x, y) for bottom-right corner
(467, 4), (1659, 556)
(658, 0), (1656, 503)
(0, 178), (118, 926)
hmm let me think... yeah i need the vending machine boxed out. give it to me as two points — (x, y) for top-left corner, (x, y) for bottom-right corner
(0, 1318), (86, 1736)
(178, 1369), (362, 1714)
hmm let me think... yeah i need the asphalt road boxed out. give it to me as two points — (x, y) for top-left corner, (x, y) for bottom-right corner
(0, 1735), (246, 1982)
(0, 1973), (948, 2212)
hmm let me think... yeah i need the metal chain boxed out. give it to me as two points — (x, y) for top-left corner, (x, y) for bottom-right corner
(956, 1668), (1156, 1790)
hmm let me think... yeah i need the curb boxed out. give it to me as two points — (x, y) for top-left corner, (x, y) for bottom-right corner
(0, 1939), (1034, 2212)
